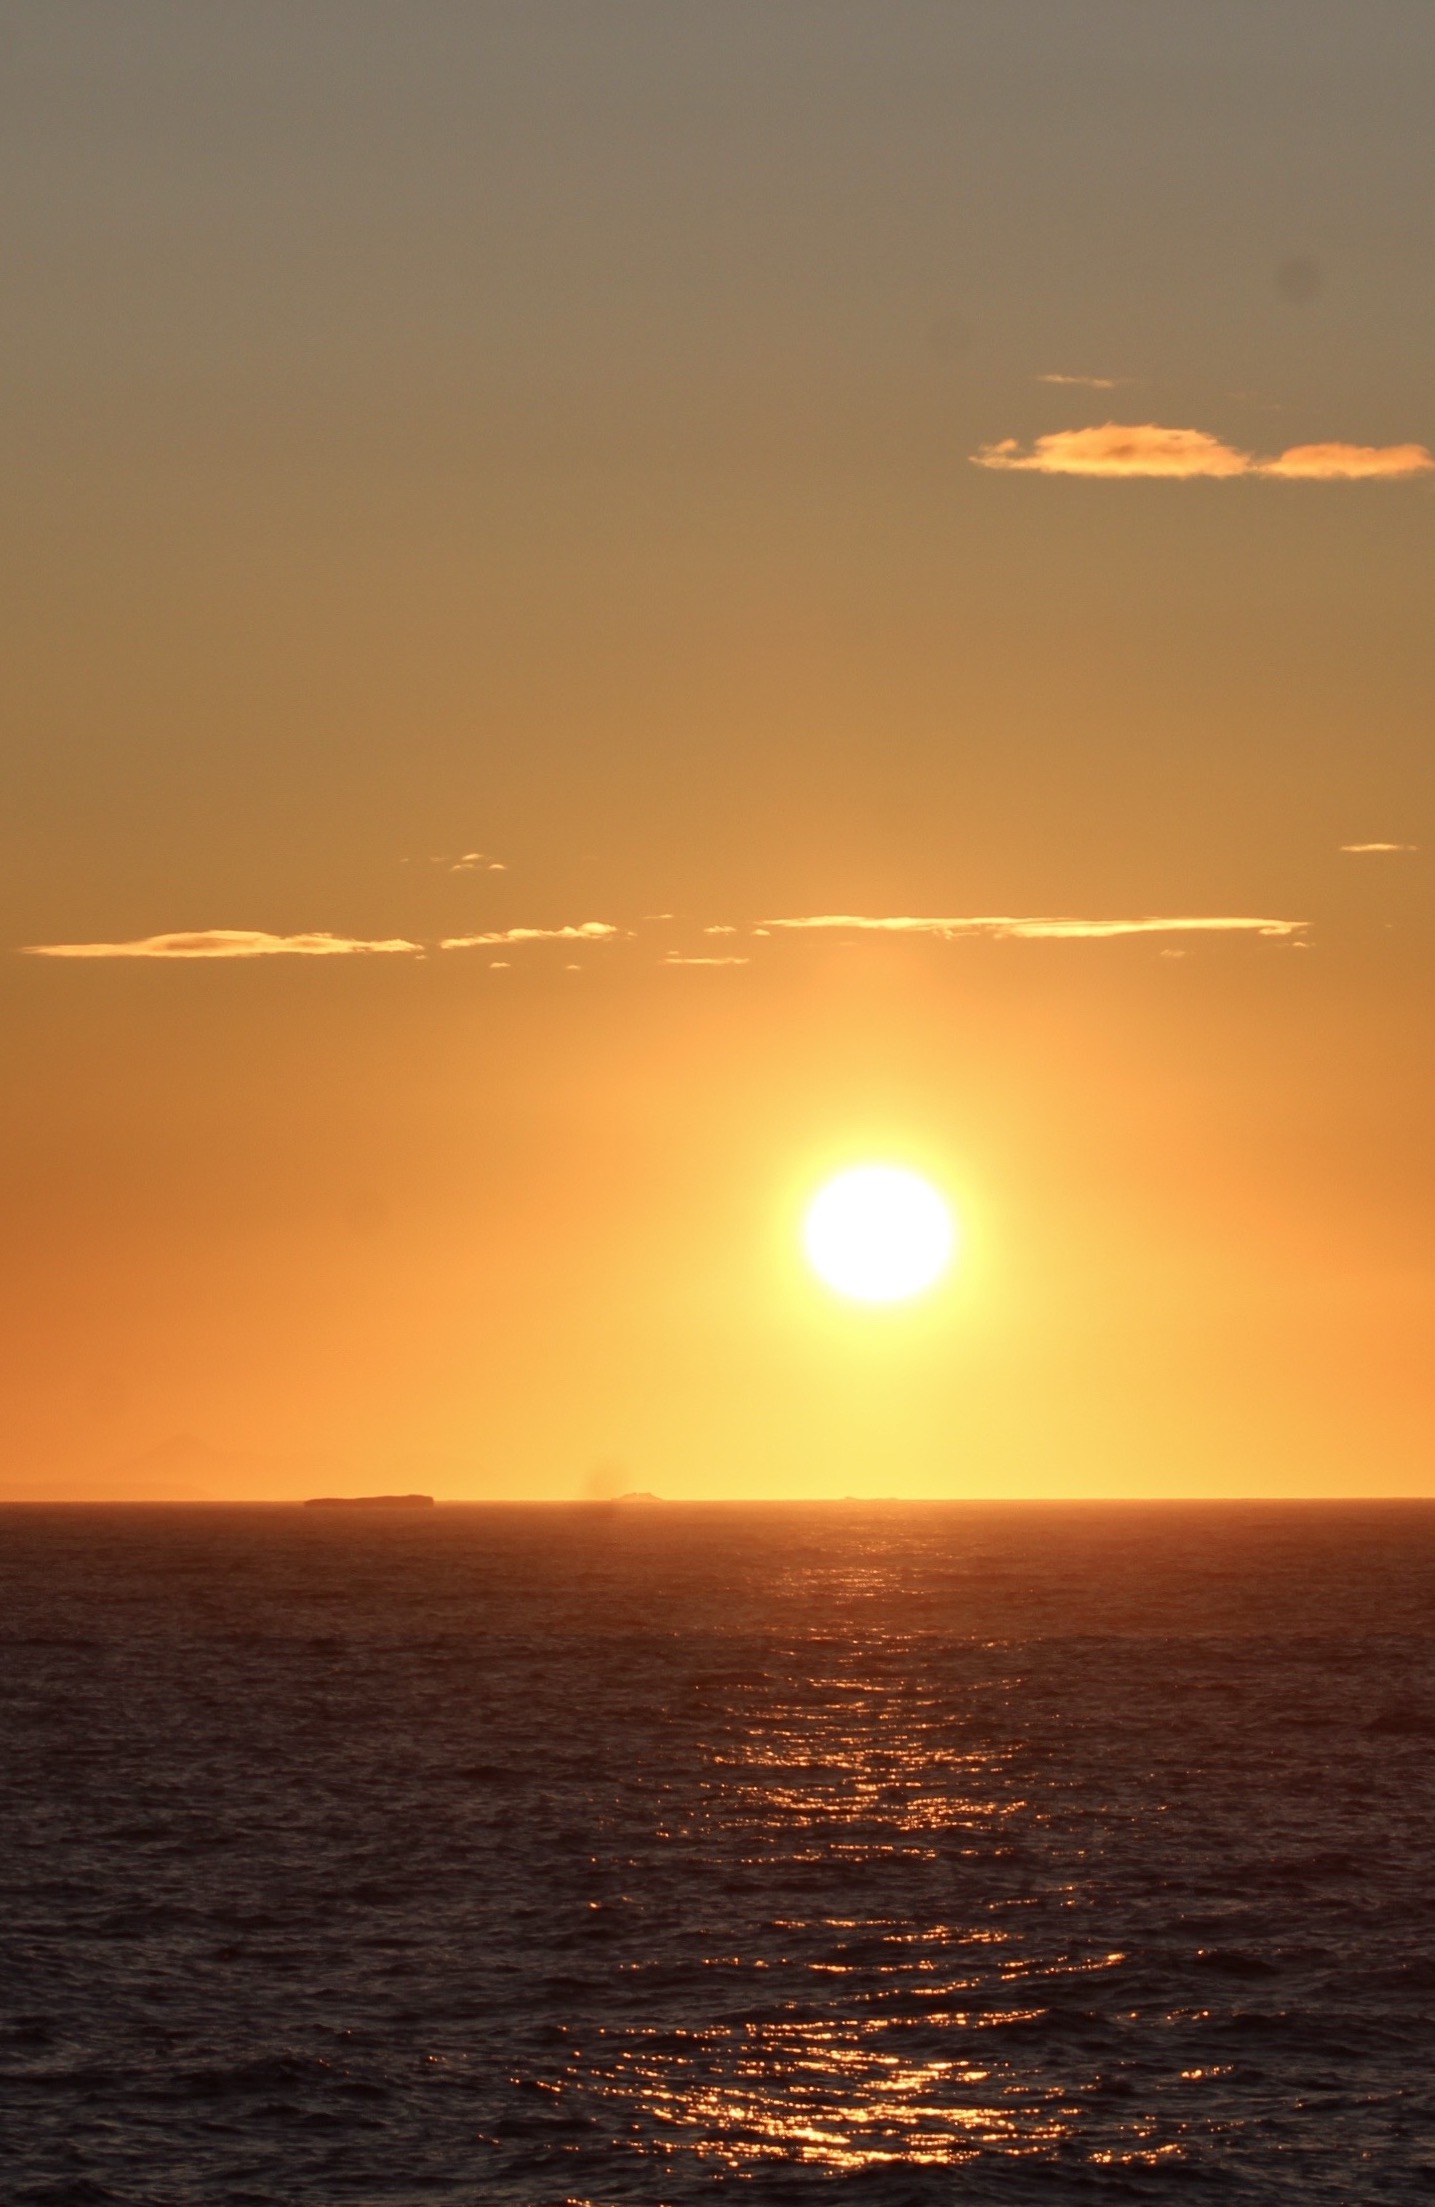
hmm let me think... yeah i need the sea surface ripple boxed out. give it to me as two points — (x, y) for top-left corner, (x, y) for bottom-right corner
(1, 1502), (1433, 2204)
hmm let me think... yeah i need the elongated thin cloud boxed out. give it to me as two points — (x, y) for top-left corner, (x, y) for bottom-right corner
(973, 422), (1435, 480)
(1340, 841), (1417, 853)
(662, 953), (750, 967)
(441, 921), (620, 950)
(1036, 372), (1124, 390)
(23, 912), (1308, 967)
(24, 929), (421, 959)
(24, 920), (625, 961)
(760, 914), (1306, 942)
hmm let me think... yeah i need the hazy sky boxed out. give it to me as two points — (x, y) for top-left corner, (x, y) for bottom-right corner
(4, 1), (1434, 1499)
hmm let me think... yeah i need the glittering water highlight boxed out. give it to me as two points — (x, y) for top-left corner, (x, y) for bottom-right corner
(1, 1502), (1433, 2202)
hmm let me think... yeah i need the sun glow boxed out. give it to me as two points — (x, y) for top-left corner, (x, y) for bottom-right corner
(802, 1167), (957, 1305)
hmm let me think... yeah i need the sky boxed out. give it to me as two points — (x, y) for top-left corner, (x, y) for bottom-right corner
(3, 0), (1434, 1501)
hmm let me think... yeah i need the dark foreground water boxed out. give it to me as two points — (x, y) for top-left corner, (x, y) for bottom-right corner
(2, 1505), (1434, 2206)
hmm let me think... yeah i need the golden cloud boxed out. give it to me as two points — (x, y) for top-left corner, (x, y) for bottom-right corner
(973, 422), (1434, 480)
(662, 953), (750, 967)
(24, 929), (421, 959)
(1340, 841), (1418, 854)
(1262, 443), (1434, 480)
(23, 912), (1310, 968)
(760, 914), (1306, 941)
(440, 921), (621, 949)
(974, 425), (1251, 477)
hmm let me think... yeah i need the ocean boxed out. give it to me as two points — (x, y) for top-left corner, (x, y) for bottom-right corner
(1, 1501), (1433, 2204)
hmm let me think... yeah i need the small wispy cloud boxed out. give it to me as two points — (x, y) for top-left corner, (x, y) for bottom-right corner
(440, 922), (621, 950)
(760, 914), (1306, 942)
(662, 953), (750, 967)
(24, 929), (421, 960)
(1340, 841), (1418, 854)
(973, 422), (1435, 480)
(703, 924), (739, 936)
(408, 851), (506, 872)
(1036, 372), (1126, 390)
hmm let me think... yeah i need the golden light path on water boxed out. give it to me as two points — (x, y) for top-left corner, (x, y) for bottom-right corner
(553, 1547), (1205, 2179)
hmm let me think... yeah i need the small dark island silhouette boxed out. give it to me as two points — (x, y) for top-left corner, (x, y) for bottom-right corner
(303, 1493), (435, 1509)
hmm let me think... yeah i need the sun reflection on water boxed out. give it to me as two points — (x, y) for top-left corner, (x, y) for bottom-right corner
(572, 2016), (1085, 2170)
(548, 1570), (1196, 2176)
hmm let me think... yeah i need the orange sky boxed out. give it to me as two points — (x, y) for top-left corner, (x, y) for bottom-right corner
(4, 2), (1434, 1500)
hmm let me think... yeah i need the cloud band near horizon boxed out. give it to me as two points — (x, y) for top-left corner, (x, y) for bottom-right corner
(23, 922), (625, 960)
(21, 914), (1307, 962)
(440, 923), (621, 949)
(759, 914), (1307, 941)
(22, 929), (423, 959)
(973, 423), (1434, 480)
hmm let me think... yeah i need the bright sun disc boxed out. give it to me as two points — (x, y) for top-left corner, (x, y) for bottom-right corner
(802, 1166), (957, 1304)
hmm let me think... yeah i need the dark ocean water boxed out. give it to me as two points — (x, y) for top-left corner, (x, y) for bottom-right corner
(2, 1504), (1434, 2206)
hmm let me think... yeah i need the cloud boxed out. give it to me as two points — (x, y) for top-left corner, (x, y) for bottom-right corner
(972, 422), (1435, 480)
(24, 919), (625, 963)
(414, 851), (505, 872)
(440, 921), (620, 949)
(1340, 841), (1418, 854)
(760, 913), (1306, 942)
(662, 953), (750, 967)
(975, 425), (1250, 477)
(24, 910), (1311, 971)
(1261, 442), (1435, 480)
(24, 929), (421, 959)
(1036, 373), (1125, 389)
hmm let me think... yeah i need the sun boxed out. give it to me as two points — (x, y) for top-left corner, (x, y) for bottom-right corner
(802, 1165), (957, 1304)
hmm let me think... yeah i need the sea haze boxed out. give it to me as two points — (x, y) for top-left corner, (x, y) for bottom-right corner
(2, 1502), (1433, 2204)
